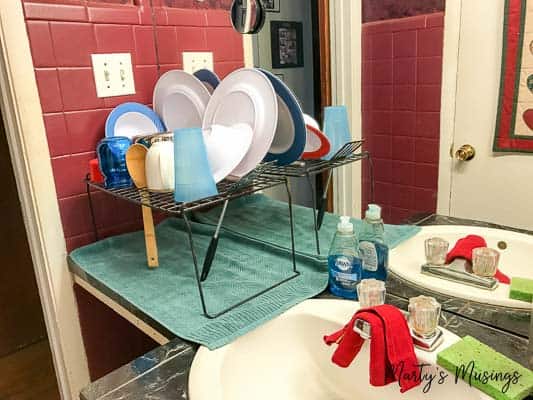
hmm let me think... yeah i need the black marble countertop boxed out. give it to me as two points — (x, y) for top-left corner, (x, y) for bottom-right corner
(77, 214), (532, 400)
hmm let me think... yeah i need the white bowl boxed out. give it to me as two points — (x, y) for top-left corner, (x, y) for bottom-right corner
(203, 124), (254, 182)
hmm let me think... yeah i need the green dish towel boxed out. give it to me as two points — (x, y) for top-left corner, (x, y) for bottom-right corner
(70, 218), (328, 350)
(194, 194), (421, 258)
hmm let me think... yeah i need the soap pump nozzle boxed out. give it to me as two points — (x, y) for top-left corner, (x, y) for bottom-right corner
(365, 204), (382, 222)
(337, 216), (353, 234)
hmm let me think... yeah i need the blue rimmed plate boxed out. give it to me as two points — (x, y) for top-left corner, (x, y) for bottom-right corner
(194, 69), (221, 94)
(105, 102), (165, 140)
(259, 69), (306, 166)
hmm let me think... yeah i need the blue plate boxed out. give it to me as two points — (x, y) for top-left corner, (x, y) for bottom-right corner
(193, 69), (221, 94)
(260, 69), (306, 166)
(105, 102), (166, 140)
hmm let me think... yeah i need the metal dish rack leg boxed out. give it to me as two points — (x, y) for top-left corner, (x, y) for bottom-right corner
(285, 177), (298, 273)
(183, 177), (300, 319)
(305, 171), (321, 256)
(86, 177), (99, 241)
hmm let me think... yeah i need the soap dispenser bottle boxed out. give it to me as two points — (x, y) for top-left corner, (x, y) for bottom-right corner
(359, 204), (389, 282)
(328, 216), (363, 299)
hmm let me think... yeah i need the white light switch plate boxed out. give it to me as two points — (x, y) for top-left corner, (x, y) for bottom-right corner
(182, 52), (214, 74)
(91, 53), (136, 98)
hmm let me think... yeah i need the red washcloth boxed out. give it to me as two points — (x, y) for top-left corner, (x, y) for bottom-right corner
(324, 305), (420, 394)
(445, 235), (510, 284)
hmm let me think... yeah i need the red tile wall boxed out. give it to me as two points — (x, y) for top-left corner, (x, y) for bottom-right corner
(23, 0), (244, 252)
(361, 13), (443, 224)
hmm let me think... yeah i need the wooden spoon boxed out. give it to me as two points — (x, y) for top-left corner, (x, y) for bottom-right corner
(126, 144), (159, 268)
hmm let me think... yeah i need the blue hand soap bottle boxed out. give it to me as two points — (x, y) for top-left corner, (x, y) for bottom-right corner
(359, 204), (389, 282)
(328, 216), (363, 299)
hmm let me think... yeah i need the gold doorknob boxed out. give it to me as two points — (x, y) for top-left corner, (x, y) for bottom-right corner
(455, 144), (476, 161)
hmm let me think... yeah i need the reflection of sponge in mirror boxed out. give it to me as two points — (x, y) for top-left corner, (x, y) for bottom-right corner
(509, 277), (533, 303)
(437, 336), (533, 400)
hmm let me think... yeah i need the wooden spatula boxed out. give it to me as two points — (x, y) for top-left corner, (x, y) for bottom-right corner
(126, 144), (159, 268)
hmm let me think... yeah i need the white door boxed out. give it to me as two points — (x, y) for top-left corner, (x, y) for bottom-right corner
(439, 0), (533, 230)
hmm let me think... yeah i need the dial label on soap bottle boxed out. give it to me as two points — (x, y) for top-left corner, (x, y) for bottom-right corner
(359, 241), (378, 272)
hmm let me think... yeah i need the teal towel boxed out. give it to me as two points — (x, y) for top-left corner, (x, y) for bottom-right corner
(69, 218), (328, 350)
(194, 194), (421, 258)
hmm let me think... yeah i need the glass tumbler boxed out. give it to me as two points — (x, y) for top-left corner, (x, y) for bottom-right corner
(425, 237), (449, 266)
(472, 247), (500, 277)
(357, 279), (386, 308)
(408, 296), (441, 339)
(97, 136), (132, 189)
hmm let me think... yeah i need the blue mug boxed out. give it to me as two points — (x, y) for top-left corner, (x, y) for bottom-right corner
(96, 136), (132, 189)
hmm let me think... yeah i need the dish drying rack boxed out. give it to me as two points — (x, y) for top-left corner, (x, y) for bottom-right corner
(85, 140), (370, 319)
(263, 140), (373, 255)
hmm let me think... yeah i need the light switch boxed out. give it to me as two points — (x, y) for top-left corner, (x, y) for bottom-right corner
(182, 52), (214, 74)
(91, 53), (135, 98)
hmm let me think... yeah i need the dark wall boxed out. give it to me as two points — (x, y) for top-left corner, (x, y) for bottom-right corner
(74, 285), (158, 380)
(362, 0), (445, 23)
(0, 111), (47, 357)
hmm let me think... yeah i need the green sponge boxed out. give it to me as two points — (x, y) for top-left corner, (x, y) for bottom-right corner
(437, 336), (533, 400)
(510, 277), (533, 303)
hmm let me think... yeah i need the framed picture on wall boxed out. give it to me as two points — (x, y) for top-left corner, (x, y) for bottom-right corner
(263, 0), (280, 13)
(270, 21), (304, 69)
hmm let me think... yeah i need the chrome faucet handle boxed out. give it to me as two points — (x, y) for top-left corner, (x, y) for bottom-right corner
(353, 311), (444, 352)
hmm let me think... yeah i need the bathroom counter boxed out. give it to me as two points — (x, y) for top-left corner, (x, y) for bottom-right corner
(74, 214), (531, 400)
(404, 213), (533, 236)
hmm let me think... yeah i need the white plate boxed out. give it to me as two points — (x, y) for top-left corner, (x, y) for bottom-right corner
(153, 70), (211, 131)
(202, 68), (278, 178)
(203, 124), (253, 182)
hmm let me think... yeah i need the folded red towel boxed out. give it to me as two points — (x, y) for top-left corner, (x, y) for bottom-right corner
(445, 235), (510, 284)
(324, 305), (420, 393)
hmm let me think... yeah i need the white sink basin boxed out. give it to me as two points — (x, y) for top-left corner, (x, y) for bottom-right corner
(189, 299), (489, 400)
(390, 225), (533, 309)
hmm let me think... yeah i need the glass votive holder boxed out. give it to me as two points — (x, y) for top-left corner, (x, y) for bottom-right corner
(357, 279), (386, 308)
(408, 296), (441, 339)
(472, 247), (500, 277)
(425, 237), (449, 266)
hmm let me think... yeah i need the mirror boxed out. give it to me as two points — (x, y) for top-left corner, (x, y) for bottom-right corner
(230, 0), (265, 34)
(358, 0), (531, 359)
(244, 0), (531, 366)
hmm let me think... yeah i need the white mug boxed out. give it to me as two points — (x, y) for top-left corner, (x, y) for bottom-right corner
(145, 137), (175, 192)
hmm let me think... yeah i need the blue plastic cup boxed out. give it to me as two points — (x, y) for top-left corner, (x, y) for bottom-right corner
(96, 136), (132, 189)
(323, 106), (352, 160)
(173, 128), (218, 203)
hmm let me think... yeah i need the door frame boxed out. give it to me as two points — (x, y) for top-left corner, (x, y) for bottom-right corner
(329, 0), (362, 217)
(0, 2), (89, 399)
(437, 0), (463, 215)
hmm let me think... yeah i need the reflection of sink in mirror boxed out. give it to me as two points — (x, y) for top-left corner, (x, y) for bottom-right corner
(189, 299), (490, 400)
(390, 226), (533, 309)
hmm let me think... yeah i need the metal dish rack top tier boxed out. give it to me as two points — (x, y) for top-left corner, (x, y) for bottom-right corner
(85, 140), (369, 319)
(86, 162), (284, 217)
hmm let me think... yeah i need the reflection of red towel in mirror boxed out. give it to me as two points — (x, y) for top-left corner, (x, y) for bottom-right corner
(445, 235), (511, 284)
(324, 305), (421, 394)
